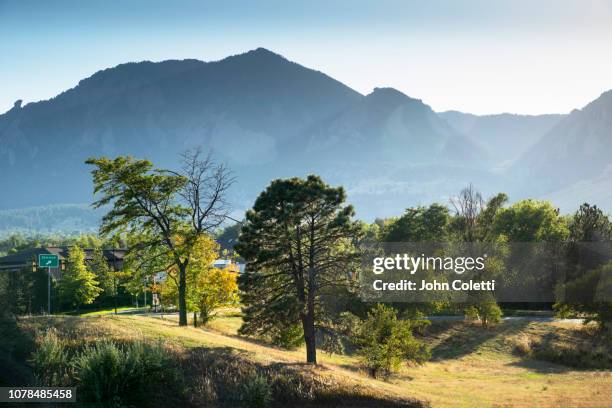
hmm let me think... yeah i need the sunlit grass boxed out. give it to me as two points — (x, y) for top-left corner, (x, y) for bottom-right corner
(19, 314), (612, 408)
(76, 306), (147, 317)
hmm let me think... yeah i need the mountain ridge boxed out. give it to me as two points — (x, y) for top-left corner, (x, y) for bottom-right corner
(1, 48), (610, 230)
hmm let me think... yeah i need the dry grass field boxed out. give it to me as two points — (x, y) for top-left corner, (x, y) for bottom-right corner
(11, 313), (612, 408)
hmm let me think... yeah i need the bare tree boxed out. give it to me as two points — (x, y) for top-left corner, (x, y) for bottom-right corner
(450, 183), (484, 241)
(176, 148), (234, 235)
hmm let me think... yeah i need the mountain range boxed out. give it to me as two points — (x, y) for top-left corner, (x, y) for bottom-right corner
(0, 48), (610, 234)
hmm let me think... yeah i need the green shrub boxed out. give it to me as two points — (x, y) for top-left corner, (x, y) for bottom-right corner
(29, 329), (70, 386)
(241, 373), (272, 408)
(464, 300), (502, 327)
(270, 324), (304, 350)
(354, 304), (431, 378)
(73, 340), (182, 407)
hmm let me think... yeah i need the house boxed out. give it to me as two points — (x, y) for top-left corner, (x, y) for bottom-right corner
(0, 246), (127, 278)
(213, 259), (245, 274)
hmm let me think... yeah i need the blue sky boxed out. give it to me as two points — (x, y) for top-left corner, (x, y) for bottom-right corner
(1, 0), (611, 114)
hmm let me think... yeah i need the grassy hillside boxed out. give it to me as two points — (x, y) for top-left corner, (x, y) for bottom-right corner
(9, 313), (611, 408)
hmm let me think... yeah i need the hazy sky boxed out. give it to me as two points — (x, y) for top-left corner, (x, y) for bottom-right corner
(1, 0), (611, 115)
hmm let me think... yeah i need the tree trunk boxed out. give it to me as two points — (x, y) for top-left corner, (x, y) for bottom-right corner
(302, 313), (317, 364)
(178, 263), (188, 326)
(303, 286), (317, 364)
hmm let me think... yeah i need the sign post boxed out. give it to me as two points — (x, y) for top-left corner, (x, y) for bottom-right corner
(38, 254), (59, 314)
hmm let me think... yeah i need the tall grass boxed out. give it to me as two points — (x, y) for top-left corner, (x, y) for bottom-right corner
(24, 317), (427, 407)
(73, 340), (182, 406)
(180, 347), (425, 408)
(29, 329), (70, 386)
(29, 330), (183, 407)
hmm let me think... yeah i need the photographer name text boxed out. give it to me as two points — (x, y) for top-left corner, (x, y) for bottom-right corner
(372, 279), (496, 292)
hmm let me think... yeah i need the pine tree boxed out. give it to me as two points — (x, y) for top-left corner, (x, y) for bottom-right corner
(236, 175), (361, 364)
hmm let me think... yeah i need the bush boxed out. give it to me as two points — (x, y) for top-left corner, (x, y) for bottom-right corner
(513, 335), (533, 356)
(354, 304), (430, 378)
(464, 300), (502, 327)
(530, 341), (612, 369)
(29, 332), (183, 407)
(29, 329), (70, 386)
(241, 373), (272, 408)
(72, 340), (182, 407)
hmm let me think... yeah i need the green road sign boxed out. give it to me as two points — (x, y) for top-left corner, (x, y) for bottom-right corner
(39, 254), (59, 268)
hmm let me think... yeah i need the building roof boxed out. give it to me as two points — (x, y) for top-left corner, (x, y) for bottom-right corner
(0, 246), (127, 270)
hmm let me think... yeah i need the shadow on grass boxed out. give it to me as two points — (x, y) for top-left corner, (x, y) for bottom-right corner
(428, 319), (531, 361)
(0, 315), (35, 386)
(181, 346), (428, 408)
(508, 330), (574, 373)
(508, 358), (573, 373)
(512, 329), (612, 372)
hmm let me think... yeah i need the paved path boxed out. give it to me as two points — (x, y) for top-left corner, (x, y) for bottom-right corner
(108, 309), (584, 323)
(427, 315), (584, 323)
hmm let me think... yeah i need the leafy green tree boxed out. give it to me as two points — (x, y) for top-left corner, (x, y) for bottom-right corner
(0, 234), (29, 256)
(492, 199), (569, 310)
(1, 265), (48, 315)
(492, 199), (569, 242)
(565, 203), (611, 275)
(87, 149), (232, 326)
(236, 175), (362, 364)
(475, 193), (509, 241)
(377, 205), (451, 320)
(160, 235), (238, 324)
(108, 269), (132, 314)
(73, 234), (103, 249)
(450, 186), (508, 325)
(354, 304), (430, 378)
(382, 204), (450, 242)
(555, 262), (612, 331)
(555, 204), (612, 331)
(59, 246), (101, 311)
(464, 298), (503, 327)
(196, 267), (238, 324)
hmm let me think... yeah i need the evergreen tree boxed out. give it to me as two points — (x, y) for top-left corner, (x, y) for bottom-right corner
(355, 304), (430, 378)
(89, 247), (113, 297)
(236, 175), (362, 364)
